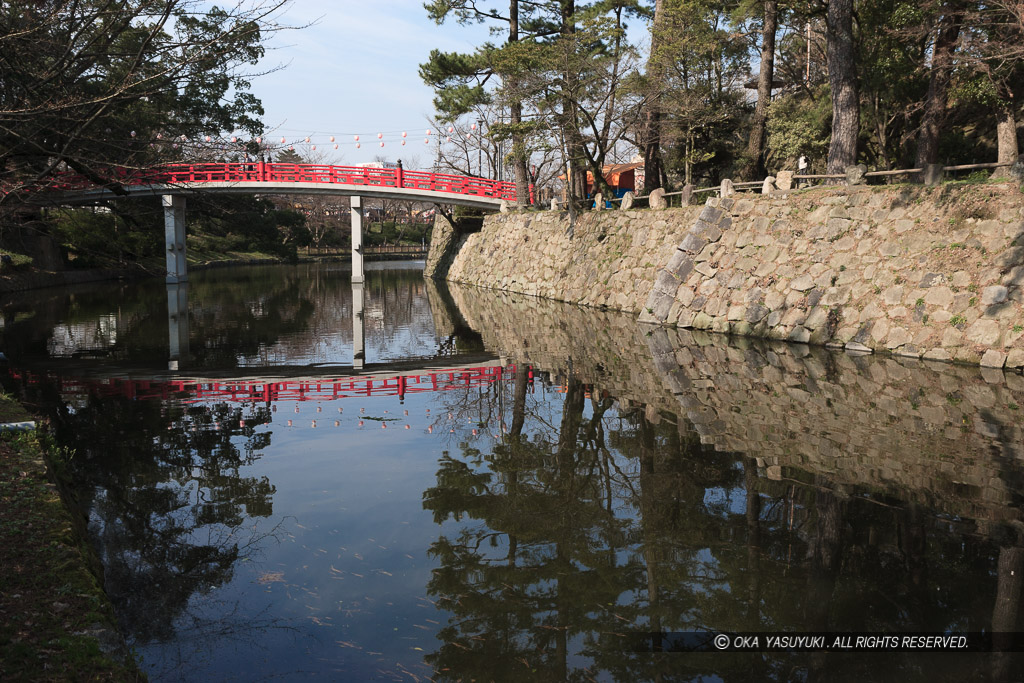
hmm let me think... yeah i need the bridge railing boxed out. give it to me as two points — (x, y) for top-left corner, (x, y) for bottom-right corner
(42, 162), (524, 202)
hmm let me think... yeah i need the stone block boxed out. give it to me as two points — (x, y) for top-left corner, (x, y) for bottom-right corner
(619, 192), (634, 210)
(692, 219), (723, 242)
(732, 199), (755, 215)
(1006, 348), (1024, 368)
(791, 274), (815, 291)
(679, 233), (709, 254)
(981, 350), (1007, 368)
(720, 179), (736, 198)
(982, 285), (1009, 305)
(966, 319), (1001, 345)
(653, 269), (682, 296)
(692, 312), (714, 329)
(924, 286), (954, 307)
(746, 303), (770, 324)
(762, 176), (776, 195)
(665, 251), (695, 280)
(647, 288), (675, 321)
(788, 326), (811, 343)
(699, 206), (723, 224)
(886, 327), (912, 349)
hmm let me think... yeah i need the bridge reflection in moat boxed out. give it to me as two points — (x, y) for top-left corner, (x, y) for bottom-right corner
(2, 268), (1023, 681)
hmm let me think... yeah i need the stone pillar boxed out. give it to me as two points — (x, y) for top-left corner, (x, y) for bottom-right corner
(845, 164), (867, 185)
(762, 176), (777, 195)
(776, 170), (794, 191)
(720, 179), (735, 198)
(166, 282), (189, 371)
(351, 196), (365, 284)
(620, 191), (634, 210)
(593, 193), (603, 211)
(352, 281), (365, 370)
(680, 184), (694, 205)
(163, 195), (187, 284)
(649, 187), (668, 209)
(922, 163), (944, 186)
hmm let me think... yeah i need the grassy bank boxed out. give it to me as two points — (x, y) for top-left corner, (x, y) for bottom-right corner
(0, 394), (143, 681)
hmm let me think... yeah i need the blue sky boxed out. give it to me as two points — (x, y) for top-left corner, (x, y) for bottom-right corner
(252, 1), (495, 167)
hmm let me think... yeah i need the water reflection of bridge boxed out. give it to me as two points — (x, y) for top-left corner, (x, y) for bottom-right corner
(9, 360), (511, 405)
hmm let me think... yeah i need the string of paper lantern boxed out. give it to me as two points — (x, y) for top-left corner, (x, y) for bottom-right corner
(120, 124), (485, 150)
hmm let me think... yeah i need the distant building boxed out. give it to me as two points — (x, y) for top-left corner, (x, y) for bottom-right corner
(586, 161), (644, 198)
(355, 161), (399, 170)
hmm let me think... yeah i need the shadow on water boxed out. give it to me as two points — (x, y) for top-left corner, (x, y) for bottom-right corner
(1, 265), (1022, 681)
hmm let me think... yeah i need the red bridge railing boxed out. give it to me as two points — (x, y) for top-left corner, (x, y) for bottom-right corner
(7, 365), (524, 404)
(46, 162), (531, 203)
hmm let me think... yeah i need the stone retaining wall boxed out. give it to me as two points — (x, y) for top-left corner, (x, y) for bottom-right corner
(429, 183), (1024, 368)
(428, 206), (700, 312)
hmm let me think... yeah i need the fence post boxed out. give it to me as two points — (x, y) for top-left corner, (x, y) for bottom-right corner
(396, 159), (404, 188)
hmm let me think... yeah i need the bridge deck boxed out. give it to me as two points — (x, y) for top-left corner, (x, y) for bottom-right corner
(41, 162), (527, 210)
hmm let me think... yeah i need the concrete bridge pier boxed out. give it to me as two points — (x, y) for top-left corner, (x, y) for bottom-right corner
(166, 281), (190, 371)
(350, 196), (365, 283)
(163, 195), (188, 284)
(352, 281), (365, 370)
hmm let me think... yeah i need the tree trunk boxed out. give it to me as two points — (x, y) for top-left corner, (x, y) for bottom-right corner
(994, 99), (1020, 178)
(742, 0), (778, 181)
(508, 0), (531, 205)
(916, 7), (962, 173)
(559, 0), (586, 210)
(641, 0), (667, 194)
(991, 546), (1023, 682)
(826, 0), (859, 175)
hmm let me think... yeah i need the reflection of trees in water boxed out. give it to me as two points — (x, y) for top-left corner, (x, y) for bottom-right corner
(0, 263), (447, 369)
(422, 366), (1023, 682)
(37, 387), (286, 650)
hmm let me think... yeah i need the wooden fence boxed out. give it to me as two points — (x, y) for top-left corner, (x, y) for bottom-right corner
(599, 160), (1020, 210)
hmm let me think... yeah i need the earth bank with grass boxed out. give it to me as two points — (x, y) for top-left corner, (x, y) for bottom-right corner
(0, 393), (142, 681)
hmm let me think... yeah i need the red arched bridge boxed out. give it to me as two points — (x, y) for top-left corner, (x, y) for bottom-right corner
(42, 162), (533, 284)
(48, 161), (530, 210)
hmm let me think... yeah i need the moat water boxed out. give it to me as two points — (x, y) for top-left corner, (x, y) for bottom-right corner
(2, 262), (1022, 682)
